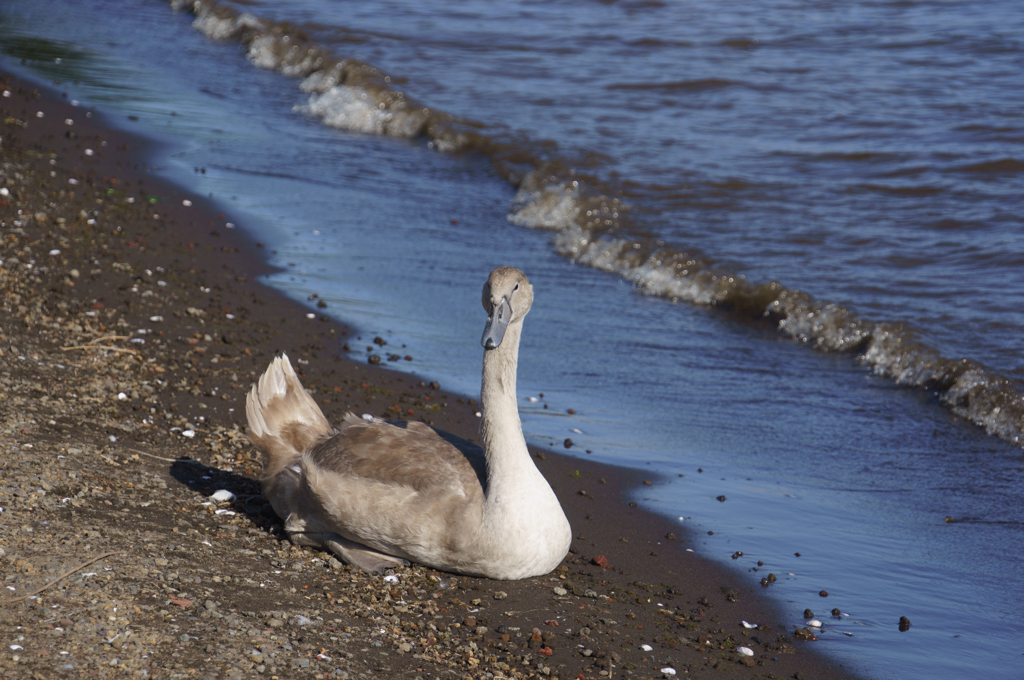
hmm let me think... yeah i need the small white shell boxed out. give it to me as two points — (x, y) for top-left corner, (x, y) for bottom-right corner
(742, 621), (757, 629)
(182, 199), (192, 207)
(182, 430), (196, 438)
(807, 619), (822, 628)
(641, 644), (653, 651)
(660, 669), (676, 676)
(117, 392), (128, 401)
(383, 574), (399, 583)
(306, 313), (316, 319)
(738, 646), (754, 656)
(210, 489), (236, 502)
(527, 397), (538, 402)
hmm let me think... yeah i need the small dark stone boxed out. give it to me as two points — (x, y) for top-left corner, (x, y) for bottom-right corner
(831, 608), (841, 617)
(373, 336), (387, 346)
(316, 299), (327, 308)
(429, 381), (440, 390)
(564, 438), (573, 448)
(757, 560), (764, 566)
(731, 551), (743, 559)
(793, 628), (816, 641)
(368, 355), (381, 365)
(803, 609), (814, 619)
(819, 590), (828, 597)
(899, 616), (911, 632)
(760, 578), (769, 587)
(794, 552), (801, 557)
(716, 495), (727, 502)
(767, 573), (777, 583)
(665, 532), (676, 541)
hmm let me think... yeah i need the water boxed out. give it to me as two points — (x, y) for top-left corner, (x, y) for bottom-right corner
(3, 0), (1024, 676)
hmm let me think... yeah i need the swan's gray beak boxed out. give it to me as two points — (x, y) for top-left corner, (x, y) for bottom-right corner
(481, 296), (512, 349)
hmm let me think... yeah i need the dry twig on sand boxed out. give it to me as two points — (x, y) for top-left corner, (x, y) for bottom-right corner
(0, 551), (127, 605)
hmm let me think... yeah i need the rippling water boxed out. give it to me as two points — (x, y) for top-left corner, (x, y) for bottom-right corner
(3, 0), (1023, 677)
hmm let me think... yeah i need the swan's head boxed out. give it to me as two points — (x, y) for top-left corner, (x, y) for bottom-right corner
(481, 266), (533, 350)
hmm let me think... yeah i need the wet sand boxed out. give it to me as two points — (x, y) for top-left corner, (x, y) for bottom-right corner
(0, 71), (858, 680)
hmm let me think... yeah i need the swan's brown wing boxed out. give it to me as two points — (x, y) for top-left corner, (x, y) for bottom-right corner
(307, 420), (486, 497)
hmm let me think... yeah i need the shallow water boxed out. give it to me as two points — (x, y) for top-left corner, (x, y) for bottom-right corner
(3, 0), (1024, 676)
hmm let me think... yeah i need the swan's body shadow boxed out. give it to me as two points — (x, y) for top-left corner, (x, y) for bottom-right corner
(169, 458), (285, 537)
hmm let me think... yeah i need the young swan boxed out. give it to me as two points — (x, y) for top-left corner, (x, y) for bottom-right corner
(245, 266), (571, 579)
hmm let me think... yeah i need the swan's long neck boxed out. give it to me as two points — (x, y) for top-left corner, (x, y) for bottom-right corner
(479, 322), (535, 496)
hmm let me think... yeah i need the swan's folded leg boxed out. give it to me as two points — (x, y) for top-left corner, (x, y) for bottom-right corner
(291, 532), (408, 574)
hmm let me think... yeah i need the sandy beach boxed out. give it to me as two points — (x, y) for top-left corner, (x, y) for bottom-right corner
(0, 72), (858, 680)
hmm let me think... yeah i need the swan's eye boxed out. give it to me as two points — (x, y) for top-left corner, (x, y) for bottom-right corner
(513, 283), (519, 291)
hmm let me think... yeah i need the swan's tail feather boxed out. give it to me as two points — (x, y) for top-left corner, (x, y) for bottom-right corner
(246, 353), (334, 479)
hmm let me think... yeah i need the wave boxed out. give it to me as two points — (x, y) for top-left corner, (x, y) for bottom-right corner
(168, 0), (1024, 448)
(954, 158), (1024, 174)
(606, 78), (739, 91)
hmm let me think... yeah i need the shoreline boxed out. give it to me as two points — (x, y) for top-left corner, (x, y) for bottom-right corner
(0, 68), (859, 680)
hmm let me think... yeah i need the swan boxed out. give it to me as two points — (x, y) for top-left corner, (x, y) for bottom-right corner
(245, 266), (572, 579)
